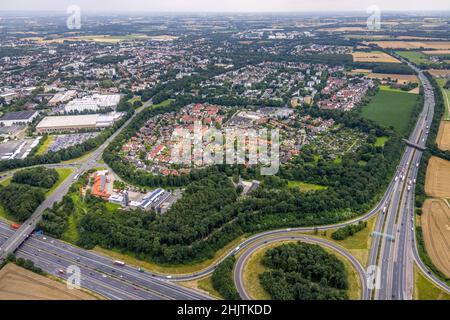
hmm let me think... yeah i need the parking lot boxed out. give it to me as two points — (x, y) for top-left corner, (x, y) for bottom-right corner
(0, 137), (40, 160)
(47, 132), (100, 153)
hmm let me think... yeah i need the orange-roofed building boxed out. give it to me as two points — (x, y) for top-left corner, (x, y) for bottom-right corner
(91, 172), (111, 199)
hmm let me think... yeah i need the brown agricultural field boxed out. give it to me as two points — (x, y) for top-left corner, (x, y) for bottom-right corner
(352, 51), (400, 63)
(421, 199), (450, 277)
(366, 41), (450, 50)
(437, 121), (450, 151)
(425, 156), (450, 198)
(0, 264), (98, 300)
(367, 73), (419, 84)
(422, 50), (450, 55)
(428, 69), (450, 78)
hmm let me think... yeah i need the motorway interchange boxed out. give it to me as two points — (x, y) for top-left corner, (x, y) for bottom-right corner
(0, 70), (449, 300)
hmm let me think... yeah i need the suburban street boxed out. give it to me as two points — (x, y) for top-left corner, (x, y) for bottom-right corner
(0, 66), (449, 300)
(0, 220), (211, 300)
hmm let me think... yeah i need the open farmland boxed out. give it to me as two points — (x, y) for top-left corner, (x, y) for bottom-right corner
(367, 73), (419, 84)
(437, 121), (450, 151)
(0, 264), (98, 300)
(421, 199), (450, 278)
(352, 51), (400, 63)
(436, 78), (450, 120)
(395, 51), (431, 65)
(429, 69), (450, 78)
(367, 41), (450, 50)
(423, 50), (450, 55)
(425, 156), (450, 198)
(361, 87), (419, 135)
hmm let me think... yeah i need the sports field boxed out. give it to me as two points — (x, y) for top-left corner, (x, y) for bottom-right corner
(361, 87), (419, 135)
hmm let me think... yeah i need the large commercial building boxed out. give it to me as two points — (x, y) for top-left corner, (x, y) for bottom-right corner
(64, 94), (121, 113)
(0, 111), (39, 127)
(35, 112), (123, 134)
(48, 90), (77, 106)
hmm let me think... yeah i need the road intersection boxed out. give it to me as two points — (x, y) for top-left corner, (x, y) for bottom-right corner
(0, 67), (449, 300)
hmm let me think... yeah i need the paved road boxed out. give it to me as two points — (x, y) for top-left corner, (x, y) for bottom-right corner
(0, 221), (211, 300)
(233, 235), (369, 300)
(1, 65), (449, 300)
(0, 102), (153, 261)
(369, 61), (450, 299)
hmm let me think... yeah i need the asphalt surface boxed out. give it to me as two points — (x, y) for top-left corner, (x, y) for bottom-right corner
(369, 60), (450, 300)
(0, 102), (154, 261)
(233, 235), (369, 300)
(1, 66), (449, 300)
(0, 220), (210, 300)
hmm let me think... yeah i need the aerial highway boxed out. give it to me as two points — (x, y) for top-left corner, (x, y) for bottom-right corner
(369, 62), (450, 300)
(0, 101), (154, 262)
(0, 64), (449, 301)
(0, 220), (211, 300)
(233, 235), (369, 300)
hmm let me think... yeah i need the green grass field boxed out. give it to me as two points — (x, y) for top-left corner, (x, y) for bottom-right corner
(375, 136), (389, 147)
(35, 136), (54, 156)
(288, 181), (328, 192)
(437, 79), (450, 121)
(361, 88), (419, 135)
(46, 168), (74, 197)
(395, 51), (431, 65)
(0, 204), (13, 222)
(0, 176), (12, 187)
(62, 193), (87, 244)
(153, 99), (175, 108)
(127, 96), (142, 105)
(414, 266), (450, 300)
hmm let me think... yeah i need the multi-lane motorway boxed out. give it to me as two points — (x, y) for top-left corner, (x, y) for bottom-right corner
(0, 63), (449, 300)
(0, 220), (210, 300)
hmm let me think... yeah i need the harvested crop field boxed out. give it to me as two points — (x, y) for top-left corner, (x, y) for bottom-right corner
(0, 264), (97, 300)
(421, 199), (450, 277)
(366, 41), (450, 50)
(367, 73), (419, 84)
(428, 69), (450, 77)
(437, 121), (450, 151)
(352, 51), (400, 63)
(425, 156), (450, 198)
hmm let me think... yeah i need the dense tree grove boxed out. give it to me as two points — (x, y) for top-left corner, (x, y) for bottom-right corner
(93, 95), (409, 264)
(0, 184), (45, 222)
(12, 167), (59, 189)
(1, 254), (45, 275)
(76, 173), (240, 264)
(259, 242), (348, 300)
(331, 222), (367, 241)
(211, 256), (241, 300)
(38, 195), (75, 238)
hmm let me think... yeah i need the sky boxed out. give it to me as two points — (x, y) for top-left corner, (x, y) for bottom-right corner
(0, 0), (449, 13)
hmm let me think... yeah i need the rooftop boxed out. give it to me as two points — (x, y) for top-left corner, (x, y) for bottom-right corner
(0, 111), (38, 121)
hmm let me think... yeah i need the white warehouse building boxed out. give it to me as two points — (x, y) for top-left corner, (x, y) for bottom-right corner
(64, 94), (121, 113)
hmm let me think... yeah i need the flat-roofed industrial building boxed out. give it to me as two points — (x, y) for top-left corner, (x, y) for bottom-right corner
(35, 112), (123, 134)
(0, 111), (39, 127)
